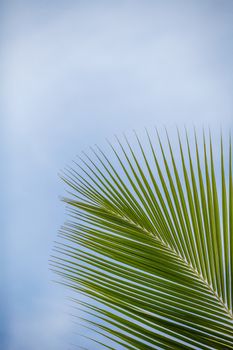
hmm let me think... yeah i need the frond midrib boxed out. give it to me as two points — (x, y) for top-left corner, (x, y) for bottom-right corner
(99, 202), (233, 322)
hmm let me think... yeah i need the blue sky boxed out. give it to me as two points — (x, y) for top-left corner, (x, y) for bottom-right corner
(2, 0), (233, 349)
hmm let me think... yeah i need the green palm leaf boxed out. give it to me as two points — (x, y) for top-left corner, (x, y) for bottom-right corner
(52, 129), (233, 349)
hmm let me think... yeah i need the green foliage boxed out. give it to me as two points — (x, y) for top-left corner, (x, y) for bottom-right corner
(52, 130), (233, 349)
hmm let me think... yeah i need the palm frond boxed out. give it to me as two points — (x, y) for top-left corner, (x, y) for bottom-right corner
(52, 129), (233, 349)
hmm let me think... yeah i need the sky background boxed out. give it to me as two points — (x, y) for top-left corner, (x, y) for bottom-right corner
(2, 0), (233, 349)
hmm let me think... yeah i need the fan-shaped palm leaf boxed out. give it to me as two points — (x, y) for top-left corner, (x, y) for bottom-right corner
(52, 129), (233, 349)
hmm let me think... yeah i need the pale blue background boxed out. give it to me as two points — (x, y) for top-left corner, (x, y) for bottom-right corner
(2, 0), (233, 349)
